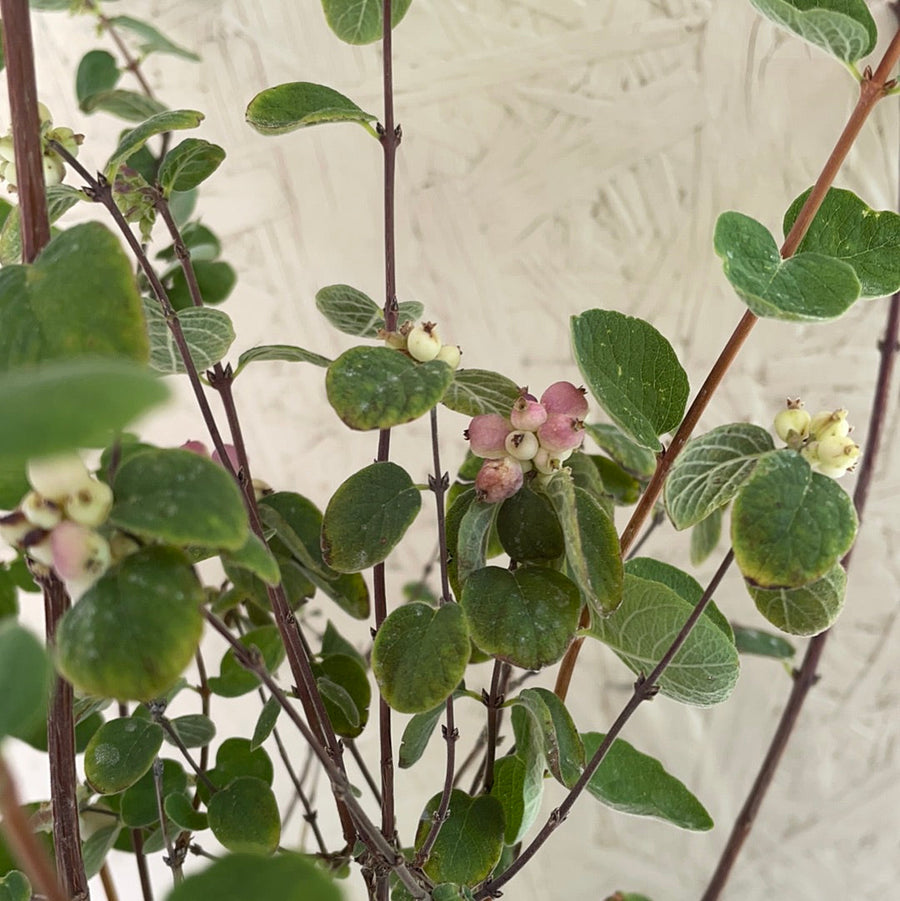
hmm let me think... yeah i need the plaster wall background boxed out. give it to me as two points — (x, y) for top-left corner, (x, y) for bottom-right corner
(6, 1), (900, 899)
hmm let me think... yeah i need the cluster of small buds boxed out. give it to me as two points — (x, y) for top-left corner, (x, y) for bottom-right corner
(0, 454), (113, 599)
(0, 102), (83, 193)
(465, 382), (588, 502)
(181, 440), (273, 500)
(773, 399), (861, 478)
(379, 320), (462, 370)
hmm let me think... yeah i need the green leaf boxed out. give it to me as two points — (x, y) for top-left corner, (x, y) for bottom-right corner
(56, 546), (205, 701)
(111, 448), (248, 551)
(748, 562), (846, 635)
(732, 451), (857, 588)
(398, 701), (445, 769)
(625, 557), (733, 641)
(326, 346), (453, 430)
(714, 211), (860, 321)
(165, 852), (342, 901)
(582, 732), (713, 831)
(76, 50), (120, 108)
(461, 566), (582, 670)
(164, 792), (208, 832)
(82, 89), (167, 123)
(665, 423), (775, 530)
(107, 15), (201, 61)
(587, 573), (739, 707)
(0, 359), (169, 465)
(165, 714), (216, 749)
(206, 738), (274, 794)
(321, 620), (366, 666)
(565, 451), (613, 517)
(315, 284), (422, 337)
(512, 687), (584, 788)
(208, 776), (280, 855)
(414, 790), (505, 885)
(490, 754), (542, 845)
(733, 625), (796, 659)
(120, 759), (187, 828)
(0, 623), (49, 739)
(158, 138), (226, 194)
(690, 508), (722, 566)
(83, 717), (164, 794)
(453, 495), (500, 591)
(222, 532), (281, 587)
(590, 455), (641, 505)
(749, 0), (877, 64)
(441, 368), (521, 417)
(251, 696), (281, 750)
(321, 0), (413, 44)
(0, 358), (167, 462)
(571, 309), (689, 451)
(105, 109), (204, 178)
(321, 462), (422, 572)
(584, 423), (657, 477)
(372, 602), (470, 713)
(783, 186), (900, 299)
(316, 677), (359, 728)
(0, 871), (31, 901)
(235, 344), (331, 376)
(543, 470), (623, 616)
(246, 82), (376, 135)
(208, 625), (286, 698)
(0, 222), (148, 367)
(143, 300), (235, 373)
(496, 485), (564, 562)
(166, 260), (237, 310)
(81, 823), (120, 880)
(313, 653), (371, 738)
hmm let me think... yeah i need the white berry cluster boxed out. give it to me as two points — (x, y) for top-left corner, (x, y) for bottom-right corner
(465, 382), (589, 503)
(0, 454), (116, 598)
(0, 103), (83, 193)
(380, 320), (462, 369)
(774, 399), (861, 478)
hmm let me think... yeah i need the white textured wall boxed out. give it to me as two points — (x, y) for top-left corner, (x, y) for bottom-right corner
(7, 1), (900, 899)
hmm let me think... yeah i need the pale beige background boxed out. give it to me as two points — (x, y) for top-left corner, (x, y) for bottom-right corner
(6, 1), (900, 899)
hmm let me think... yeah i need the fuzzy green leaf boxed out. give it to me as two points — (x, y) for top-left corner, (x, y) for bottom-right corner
(208, 626), (285, 698)
(159, 138), (225, 194)
(0, 871), (31, 901)
(496, 485), (564, 562)
(490, 754), (542, 845)
(398, 702), (445, 769)
(584, 423), (657, 477)
(571, 309), (689, 451)
(76, 50), (120, 108)
(246, 82), (376, 135)
(372, 602), (470, 713)
(208, 776), (281, 855)
(251, 696), (281, 750)
(107, 15), (200, 61)
(165, 714), (216, 749)
(714, 211), (860, 321)
(512, 687), (585, 788)
(164, 792), (208, 832)
(235, 344), (331, 375)
(82, 89), (167, 122)
(321, 0), (413, 44)
(0, 184), (84, 266)
(105, 109), (204, 177)
(313, 653), (371, 738)
(733, 626), (796, 659)
(454, 495), (499, 590)
(731, 451), (857, 588)
(143, 300), (235, 374)
(441, 368), (521, 417)
(690, 508), (722, 566)
(664, 423), (774, 529)
(0, 623), (49, 739)
(747, 562), (846, 635)
(315, 284), (422, 337)
(84, 717), (164, 794)
(221, 532), (281, 587)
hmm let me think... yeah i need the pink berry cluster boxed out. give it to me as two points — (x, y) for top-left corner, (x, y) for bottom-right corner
(465, 382), (589, 503)
(773, 399), (861, 478)
(0, 454), (116, 599)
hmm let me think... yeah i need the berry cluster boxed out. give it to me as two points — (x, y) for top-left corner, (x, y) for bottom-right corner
(0, 102), (82, 193)
(465, 382), (588, 502)
(380, 320), (462, 369)
(0, 454), (115, 598)
(774, 399), (861, 478)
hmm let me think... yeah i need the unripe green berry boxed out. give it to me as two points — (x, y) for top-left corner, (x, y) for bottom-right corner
(532, 447), (571, 475)
(504, 429), (539, 461)
(809, 409), (850, 441)
(64, 479), (113, 528)
(435, 343), (462, 370)
(21, 491), (63, 530)
(406, 323), (442, 363)
(27, 453), (92, 502)
(43, 153), (65, 187)
(774, 406), (811, 443)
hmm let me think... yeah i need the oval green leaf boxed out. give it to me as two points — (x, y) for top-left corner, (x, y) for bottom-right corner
(0, 871), (31, 901)
(326, 346), (453, 431)
(144, 301), (235, 373)
(690, 507), (722, 566)
(732, 451), (857, 588)
(105, 109), (204, 178)
(747, 562), (846, 635)
(164, 792), (208, 832)
(584, 422), (657, 478)
(453, 494), (500, 591)
(83, 717), (164, 794)
(497, 485), (564, 562)
(315, 284), (422, 337)
(372, 602), (470, 713)
(582, 731), (713, 831)
(441, 368), (521, 417)
(105, 15), (200, 62)
(587, 573), (739, 707)
(246, 82), (376, 135)
(322, 0), (413, 44)
(322, 461), (422, 572)
(313, 653), (371, 738)
(165, 714), (216, 749)
(120, 759), (187, 828)
(490, 754), (542, 845)
(82, 89), (167, 123)
(0, 623), (49, 739)
(235, 344), (331, 376)
(76, 49), (120, 108)
(159, 138), (226, 195)
(461, 566), (581, 670)
(512, 687), (585, 788)
(714, 211), (860, 321)
(208, 625), (286, 698)
(664, 423), (774, 530)
(56, 546), (205, 701)
(208, 776), (281, 855)
(398, 701), (445, 769)
(110, 448), (248, 551)
(733, 625), (796, 660)
(571, 309), (689, 451)
(414, 789), (505, 885)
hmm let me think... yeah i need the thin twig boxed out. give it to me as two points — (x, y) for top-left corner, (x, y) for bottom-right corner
(481, 660), (506, 793)
(149, 708), (218, 796)
(129, 828), (154, 901)
(152, 759), (181, 885)
(99, 862), (120, 901)
(347, 740), (383, 807)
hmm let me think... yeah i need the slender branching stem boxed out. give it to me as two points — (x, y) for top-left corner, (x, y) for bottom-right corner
(478, 550), (735, 899)
(554, 23), (900, 703)
(193, 648), (211, 799)
(347, 740), (383, 807)
(129, 829), (154, 901)
(150, 710), (218, 796)
(482, 659), (507, 793)
(99, 863), (120, 901)
(152, 759), (182, 885)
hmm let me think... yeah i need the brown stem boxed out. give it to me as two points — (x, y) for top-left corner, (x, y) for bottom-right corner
(129, 828), (154, 901)
(99, 863), (120, 901)
(554, 27), (900, 703)
(482, 660), (506, 793)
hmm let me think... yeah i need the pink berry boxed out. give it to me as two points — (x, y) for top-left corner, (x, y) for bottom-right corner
(180, 440), (209, 456)
(475, 456), (524, 504)
(50, 521), (111, 597)
(510, 395), (548, 431)
(464, 414), (513, 459)
(211, 444), (240, 472)
(537, 414), (585, 454)
(540, 382), (589, 419)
